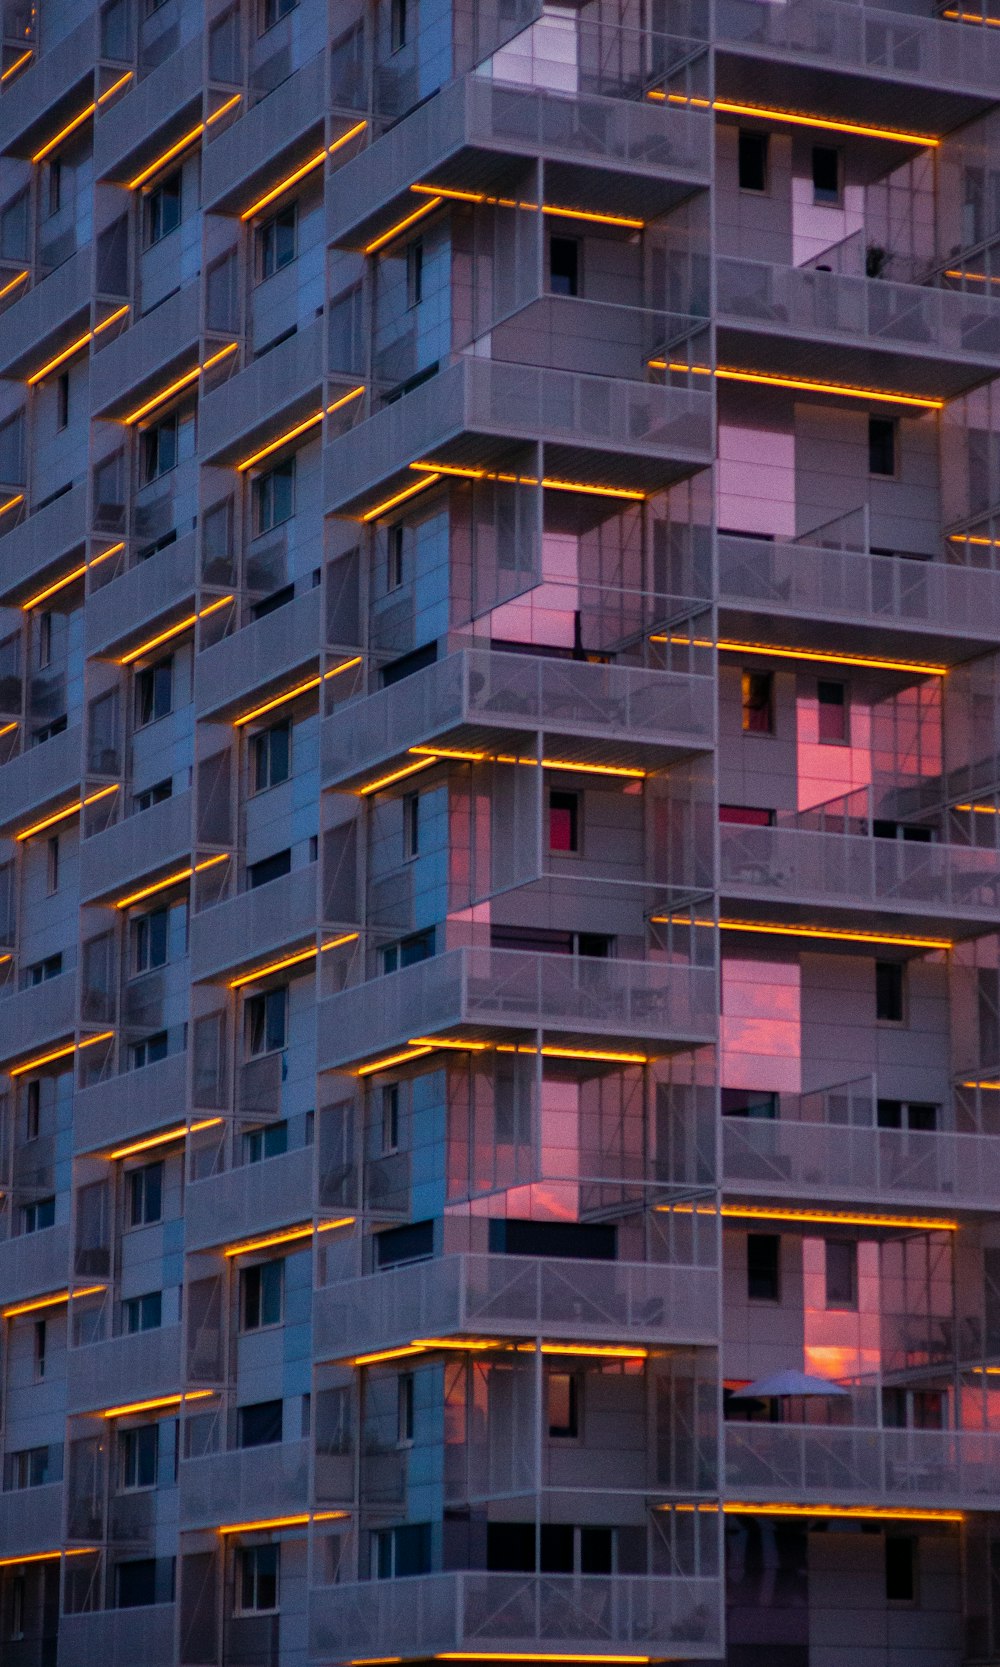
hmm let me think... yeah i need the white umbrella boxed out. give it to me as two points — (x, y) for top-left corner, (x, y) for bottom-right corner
(732, 1369), (850, 1399)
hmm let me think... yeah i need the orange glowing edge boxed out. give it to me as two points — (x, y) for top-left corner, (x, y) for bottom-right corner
(651, 358), (943, 411)
(435, 1655), (653, 1664)
(2, 1285), (106, 1320)
(355, 1039), (650, 1077)
(106, 1118), (224, 1162)
(127, 94), (242, 190)
(123, 342), (238, 425)
(30, 71), (133, 163)
(409, 460), (646, 501)
(232, 658), (361, 727)
(118, 595), (233, 664)
(653, 916), (953, 953)
(653, 631), (947, 677)
(100, 1390), (217, 1420)
(646, 89), (938, 147)
(240, 120), (368, 221)
(666, 1202), (958, 1231)
(22, 542), (123, 612)
(358, 751), (646, 797)
(0, 1548), (97, 1569)
(720, 1501), (962, 1522)
(114, 853), (228, 910)
(15, 783), (117, 843)
(223, 1217), (355, 1258)
(228, 933), (359, 990)
(8, 1031), (114, 1079)
(218, 1510), (348, 1534)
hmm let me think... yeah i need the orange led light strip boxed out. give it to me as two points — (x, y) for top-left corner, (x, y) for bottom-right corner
(408, 182), (645, 230)
(651, 358), (944, 410)
(721, 1502), (962, 1522)
(356, 750), (645, 796)
(0, 48), (33, 83)
(236, 388), (365, 472)
(960, 1078), (1000, 1090)
(408, 461), (646, 502)
(0, 493), (24, 518)
(123, 341), (238, 425)
(229, 933), (359, 990)
(652, 630), (947, 676)
(31, 70), (133, 163)
(119, 595), (233, 664)
(127, 94), (242, 190)
(26, 304), (129, 385)
(240, 120), (368, 221)
(647, 89), (938, 147)
(15, 783), (118, 842)
(0, 1549), (96, 1569)
(356, 1039), (650, 1076)
(0, 269), (29, 300)
(100, 1389), (216, 1420)
(217, 1510), (349, 1534)
(114, 852), (228, 910)
(653, 917), (954, 952)
(233, 657), (361, 726)
(223, 1217), (355, 1258)
(358, 757), (438, 795)
(2, 1285), (105, 1320)
(669, 1202), (957, 1231)
(356, 1045), (437, 1077)
(106, 1118), (224, 1162)
(941, 7), (1000, 21)
(8, 1031), (115, 1078)
(22, 542), (123, 611)
(361, 473), (442, 521)
(436, 1655), (651, 1664)
(364, 196), (445, 254)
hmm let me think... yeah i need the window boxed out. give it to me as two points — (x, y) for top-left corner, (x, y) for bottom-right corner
(116, 1560), (158, 1609)
(10, 1575), (24, 1641)
(387, 523), (404, 590)
(57, 372), (69, 431)
(374, 1522), (431, 1579)
(131, 1032), (168, 1070)
(812, 145), (840, 204)
(132, 906), (169, 974)
(381, 1084), (400, 1154)
(738, 129), (768, 192)
(7, 1445), (53, 1489)
(878, 1099), (937, 1131)
(252, 459), (295, 535)
(22, 1198), (55, 1234)
(549, 236), (580, 296)
(718, 804), (773, 826)
(47, 160), (62, 218)
(46, 835), (59, 895)
(144, 173), (181, 246)
(241, 1261), (284, 1330)
(403, 792), (420, 859)
(248, 848), (292, 888)
(119, 1423), (158, 1490)
(548, 1371), (579, 1439)
(825, 1239), (857, 1309)
(741, 670), (773, 733)
(251, 721), (291, 793)
(34, 1320), (46, 1381)
(25, 1080), (40, 1140)
(237, 1543), (279, 1614)
(747, 1233), (780, 1302)
(381, 928), (434, 974)
(375, 1219), (434, 1267)
(37, 610), (52, 670)
(134, 779), (172, 813)
(243, 1121), (288, 1163)
(869, 416), (896, 477)
(398, 1372), (415, 1445)
(390, 0), (407, 50)
(34, 717), (68, 745)
(406, 239), (424, 307)
(238, 1400), (283, 1448)
(124, 1292), (162, 1334)
(876, 960), (904, 1023)
(127, 1162), (163, 1228)
(27, 955), (63, 986)
(261, 0), (296, 28)
(721, 1089), (777, 1119)
(548, 789), (579, 853)
(817, 679), (847, 743)
(140, 413), (179, 482)
(135, 657), (173, 727)
(258, 205), (296, 279)
(246, 987), (288, 1057)
(885, 1536), (915, 1603)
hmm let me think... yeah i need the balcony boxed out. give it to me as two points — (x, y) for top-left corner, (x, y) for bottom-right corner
(201, 52), (326, 215)
(714, 0), (1000, 136)
(716, 258), (1000, 402)
(723, 1117), (1000, 1217)
(328, 70), (711, 252)
(56, 1605), (176, 1667)
(317, 946), (716, 1071)
(90, 281), (202, 418)
(66, 1323), (183, 1415)
(178, 1439), (310, 1529)
(194, 586), (323, 721)
(93, 36), (202, 185)
(0, 728), (83, 837)
(189, 863), (318, 983)
(0, 246), (90, 379)
(0, 1224), (71, 1307)
(197, 317), (324, 465)
(0, 16), (94, 160)
(73, 1052), (189, 1155)
(717, 535), (1000, 666)
(184, 1146), (314, 1251)
(323, 355), (714, 516)
(719, 823), (1000, 942)
(314, 1252), (718, 1362)
(0, 1483), (63, 1558)
(309, 1571), (723, 1663)
(0, 484), (87, 610)
(79, 789), (193, 905)
(84, 533), (197, 660)
(0, 971), (77, 1066)
(725, 1423), (1000, 1514)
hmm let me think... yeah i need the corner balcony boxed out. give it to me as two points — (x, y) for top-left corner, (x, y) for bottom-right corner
(66, 1323), (183, 1415)
(201, 51), (327, 215)
(309, 1571), (723, 1664)
(718, 534), (1000, 666)
(725, 1424), (1000, 1515)
(723, 1117), (1000, 1217)
(0, 1483), (63, 1558)
(189, 863), (318, 983)
(194, 586), (323, 722)
(716, 258), (1000, 403)
(184, 1145), (315, 1251)
(0, 726), (82, 837)
(179, 1439), (310, 1530)
(321, 648), (713, 792)
(323, 354), (713, 516)
(314, 1251), (719, 1362)
(92, 36), (202, 185)
(327, 70), (711, 252)
(0, 16), (94, 159)
(90, 281), (202, 418)
(317, 946), (716, 1071)
(0, 970), (77, 1066)
(0, 1224), (71, 1308)
(719, 823), (1000, 943)
(0, 245), (90, 379)
(0, 484), (87, 610)
(715, 0), (1000, 137)
(73, 1052), (190, 1155)
(197, 316), (324, 466)
(84, 532), (197, 660)
(79, 789), (193, 906)
(56, 1605), (176, 1667)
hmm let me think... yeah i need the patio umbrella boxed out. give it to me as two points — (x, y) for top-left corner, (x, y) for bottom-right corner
(732, 1369), (850, 1399)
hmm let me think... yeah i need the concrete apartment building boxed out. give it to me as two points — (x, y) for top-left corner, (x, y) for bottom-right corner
(5, 0), (1000, 1662)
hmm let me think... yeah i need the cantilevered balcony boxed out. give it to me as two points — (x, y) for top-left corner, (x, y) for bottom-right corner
(92, 35), (202, 185)
(323, 354), (713, 516)
(73, 1052), (189, 1155)
(0, 16), (94, 159)
(56, 1606), (176, 1667)
(719, 823), (1000, 942)
(201, 51), (327, 215)
(0, 1483), (63, 1559)
(79, 789), (193, 905)
(90, 281), (203, 418)
(314, 1251), (719, 1362)
(317, 946), (716, 1071)
(84, 533), (197, 660)
(327, 69), (711, 252)
(0, 726), (82, 836)
(725, 1424), (1000, 1514)
(717, 534), (1000, 666)
(715, 0), (1000, 136)
(716, 258), (1000, 402)
(66, 1324), (183, 1416)
(0, 245), (90, 379)
(189, 863), (318, 983)
(309, 1571), (723, 1664)
(197, 317), (324, 466)
(179, 1439), (310, 1530)
(0, 970), (77, 1065)
(321, 648), (714, 791)
(195, 587), (323, 722)
(0, 1224), (71, 1308)
(0, 484), (86, 610)
(184, 1146), (315, 1251)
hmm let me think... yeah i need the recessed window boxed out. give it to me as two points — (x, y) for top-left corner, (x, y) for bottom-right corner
(144, 173), (181, 246)
(241, 1260), (284, 1331)
(127, 1162), (163, 1228)
(741, 670), (773, 733)
(390, 0), (407, 51)
(817, 679), (847, 744)
(251, 720), (291, 793)
(47, 160), (62, 218)
(22, 1198), (55, 1235)
(246, 987), (288, 1057)
(46, 835), (59, 896)
(236, 1544), (279, 1614)
(381, 1084), (400, 1155)
(134, 657), (173, 727)
(721, 1089), (777, 1119)
(398, 1371), (415, 1445)
(261, 0), (296, 28)
(243, 1120), (288, 1163)
(27, 957), (63, 991)
(387, 523), (404, 591)
(747, 1233), (780, 1302)
(131, 905), (170, 975)
(548, 789), (580, 853)
(56, 371), (69, 431)
(131, 1032), (168, 1070)
(34, 1320), (46, 1381)
(548, 1370), (579, 1439)
(869, 416), (896, 477)
(119, 1423), (158, 1491)
(719, 804), (773, 826)
(403, 792), (420, 860)
(238, 1399), (283, 1448)
(875, 960), (904, 1023)
(25, 1081), (40, 1141)
(6, 1446), (54, 1490)
(134, 778), (172, 813)
(885, 1536), (916, 1603)
(140, 413), (179, 483)
(258, 204), (296, 280)
(381, 928), (434, 974)
(406, 239), (424, 308)
(115, 1559), (158, 1609)
(738, 129), (768, 193)
(812, 145), (840, 204)
(252, 458), (295, 535)
(825, 1239), (857, 1310)
(124, 1292), (162, 1333)
(549, 236), (580, 297)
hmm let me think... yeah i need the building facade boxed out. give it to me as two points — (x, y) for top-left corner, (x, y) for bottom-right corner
(4, 0), (1000, 1662)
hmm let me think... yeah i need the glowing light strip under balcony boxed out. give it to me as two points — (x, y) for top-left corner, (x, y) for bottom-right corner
(235, 388), (365, 472)
(2, 1285), (106, 1320)
(100, 1389), (216, 1420)
(0, 493), (24, 518)
(668, 1202), (958, 1231)
(15, 783), (118, 842)
(360, 473), (442, 521)
(0, 1549), (96, 1569)
(651, 631), (947, 676)
(650, 358), (944, 410)
(127, 94), (242, 190)
(114, 853), (229, 910)
(408, 182), (645, 231)
(404, 749), (647, 783)
(228, 933), (359, 989)
(26, 304), (129, 385)
(408, 462), (647, 502)
(233, 658), (362, 727)
(0, 269), (29, 300)
(217, 1510), (349, 1535)
(356, 1039), (651, 1076)
(720, 1502), (962, 1523)
(118, 595), (233, 664)
(436, 1654), (653, 1664)
(240, 120), (368, 221)
(647, 90), (939, 147)
(123, 341), (238, 425)
(941, 7), (1000, 21)
(22, 542), (123, 611)
(364, 197), (444, 254)
(960, 1078), (1000, 1090)
(0, 49), (33, 83)
(357, 758), (439, 795)
(8, 1031), (115, 1078)
(31, 71), (133, 163)
(651, 917), (954, 953)
(223, 1217), (355, 1258)
(106, 1117), (224, 1162)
